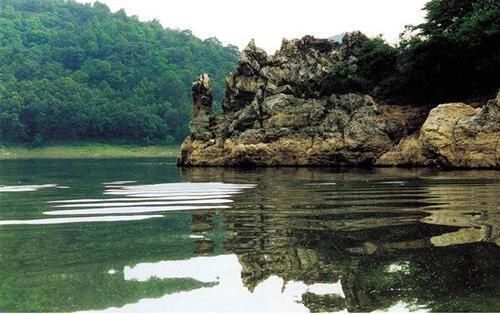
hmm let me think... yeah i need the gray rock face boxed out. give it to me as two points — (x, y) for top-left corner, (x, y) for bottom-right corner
(178, 35), (499, 168)
(221, 34), (369, 115)
(192, 74), (213, 117)
(189, 74), (214, 141)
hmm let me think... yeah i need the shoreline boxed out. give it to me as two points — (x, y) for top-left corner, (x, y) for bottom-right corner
(0, 143), (180, 160)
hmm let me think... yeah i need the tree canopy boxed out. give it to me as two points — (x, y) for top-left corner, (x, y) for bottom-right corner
(393, 0), (499, 102)
(319, 0), (499, 104)
(0, 0), (239, 144)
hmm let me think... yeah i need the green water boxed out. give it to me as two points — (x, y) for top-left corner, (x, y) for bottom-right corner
(0, 159), (499, 312)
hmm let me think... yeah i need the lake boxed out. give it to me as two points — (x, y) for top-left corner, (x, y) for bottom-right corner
(0, 158), (499, 312)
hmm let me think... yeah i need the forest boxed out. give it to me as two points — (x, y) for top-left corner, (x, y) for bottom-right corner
(320, 0), (499, 104)
(0, 0), (498, 145)
(0, 0), (239, 145)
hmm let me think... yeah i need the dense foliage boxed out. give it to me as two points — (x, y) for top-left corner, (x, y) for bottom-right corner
(323, 0), (499, 104)
(391, 0), (499, 102)
(0, 0), (239, 144)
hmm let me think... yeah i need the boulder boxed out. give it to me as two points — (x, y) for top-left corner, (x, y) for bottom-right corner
(376, 95), (500, 168)
(375, 135), (428, 167)
(421, 97), (499, 168)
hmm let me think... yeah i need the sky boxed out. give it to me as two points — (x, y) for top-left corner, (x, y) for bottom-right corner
(76, 0), (429, 53)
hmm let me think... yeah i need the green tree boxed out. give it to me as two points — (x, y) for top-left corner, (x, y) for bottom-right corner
(391, 0), (499, 102)
(0, 0), (239, 144)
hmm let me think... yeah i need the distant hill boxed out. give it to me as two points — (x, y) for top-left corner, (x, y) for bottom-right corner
(328, 33), (345, 43)
(0, 0), (239, 144)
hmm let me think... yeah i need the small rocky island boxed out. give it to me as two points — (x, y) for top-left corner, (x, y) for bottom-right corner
(178, 34), (499, 168)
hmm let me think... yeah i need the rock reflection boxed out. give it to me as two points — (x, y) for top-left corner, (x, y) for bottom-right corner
(1, 162), (498, 312)
(422, 181), (500, 247)
(111, 255), (346, 312)
(183, 167), (500, 312)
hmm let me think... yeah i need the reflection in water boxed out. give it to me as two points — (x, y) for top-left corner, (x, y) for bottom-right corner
(43, 205), (230, 216)
(0, 159), (499, 312)
(0, 214), (162, 225)
(0, 182), (253, 225)
(104, 255), (346, 313)
(181, 167), (500, 312)
(0, 184), (61, 192)
(421, 183), (500, 247)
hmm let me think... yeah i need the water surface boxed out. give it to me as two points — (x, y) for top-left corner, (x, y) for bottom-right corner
(0, 158), (499, 312)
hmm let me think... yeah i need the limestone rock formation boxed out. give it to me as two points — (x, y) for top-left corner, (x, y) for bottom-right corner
(188, 74), (214, 142)
(178, 35), (499, 168)
(377, 95), (500, 168)
(192, 74), (213, 117)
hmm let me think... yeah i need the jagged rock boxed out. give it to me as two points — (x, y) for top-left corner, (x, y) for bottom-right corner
(192, 74), (212, 117)
(179, 91), (420, 166)
(178, 35), (499, 169)
(189, 74), (214, 141)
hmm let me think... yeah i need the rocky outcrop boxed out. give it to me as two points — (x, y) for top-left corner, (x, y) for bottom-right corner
(377, 96), (500, 168)
(186, 74), (214, 142)
(178, 35), (499, 168)
(180, 91), (427, 166)
(192, 74), (213, 117)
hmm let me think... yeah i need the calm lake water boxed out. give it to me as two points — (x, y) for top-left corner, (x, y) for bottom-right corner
(0, 158), (499, 313)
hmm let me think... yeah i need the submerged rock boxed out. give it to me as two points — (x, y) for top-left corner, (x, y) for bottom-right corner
(178, 35), (499, 169)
